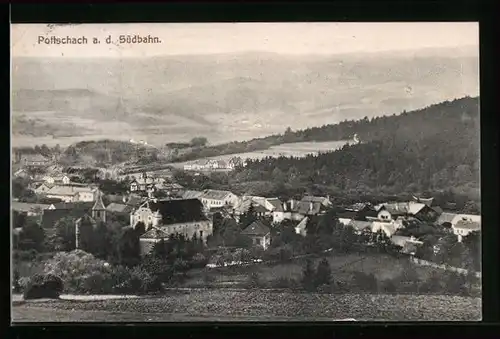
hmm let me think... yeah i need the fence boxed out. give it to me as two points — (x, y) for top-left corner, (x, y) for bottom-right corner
(409, 256), (481, 278)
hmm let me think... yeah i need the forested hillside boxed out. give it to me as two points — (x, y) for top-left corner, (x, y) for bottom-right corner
(228, 97), (480, 204)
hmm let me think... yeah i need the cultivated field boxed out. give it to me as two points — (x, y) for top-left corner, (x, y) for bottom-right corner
(12, 290), (481, 322)
(168, 140), (350, 169)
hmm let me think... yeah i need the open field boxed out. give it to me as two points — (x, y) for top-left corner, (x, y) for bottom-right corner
(12, 290), (481, 322)
(168, 140), (350, 169)
(182, 252), (438, 288)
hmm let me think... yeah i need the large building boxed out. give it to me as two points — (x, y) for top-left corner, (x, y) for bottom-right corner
(44, 185), (97, 203)
(132, 198), (213, 255)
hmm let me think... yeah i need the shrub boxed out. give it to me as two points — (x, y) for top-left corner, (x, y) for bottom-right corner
(270, 277), (299, 289)
(245, 272), (263, 289)
(43, 250), (112, 293)
(314, 258), (333, 288)
(191, 253), (208, 268)
(352, 272), (378, 292)
(380, 279), (397, 293)
(301, 259), (316, 292)
(23, 273), (63, 300)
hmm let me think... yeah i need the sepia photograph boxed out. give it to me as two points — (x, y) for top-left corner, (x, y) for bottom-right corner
(11, 22), (480, 322)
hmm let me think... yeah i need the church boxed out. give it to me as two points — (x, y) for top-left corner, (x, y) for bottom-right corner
(75, 191), (107, 249)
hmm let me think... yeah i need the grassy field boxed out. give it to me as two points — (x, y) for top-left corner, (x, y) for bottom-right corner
(12, 290), (481, 322)
(168, 140), (350, 169)
(182, 252), (438, 288)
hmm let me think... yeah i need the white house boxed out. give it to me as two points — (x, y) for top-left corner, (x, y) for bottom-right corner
(199, 189), (240, 209)
(452, 218), (481, 242)
(45, 185), (97, 203)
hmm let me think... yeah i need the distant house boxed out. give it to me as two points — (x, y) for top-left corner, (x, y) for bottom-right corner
(436, 212), (458, 228)
(45, 185), (97, 203)
(241, 220), (271, 250)
(20, 154), (51, 167)
(338, 203), (378, 225)
(130, 173), (157, 193)
(13, 168), (32, 179)
(267, 198), (285, 223)
(348, 220), (373, 235)
(301, 195), (332, 208)
(41, 202), (94, 229)
(199, 189), (240, 209)
(75, 194), (108, 249)
(371, 221), (400, 238)
(390, 235), (423, 255)
(295, 217), (308, 237)
(451, 215), (481, 242)
(33, 182), (53, 195)
(134, 199), (213, 255)
(44, 175), (71, 185)
(281, 197), (330, 222)
(376, 202), (438, 222)
(11, 202), (50, 217)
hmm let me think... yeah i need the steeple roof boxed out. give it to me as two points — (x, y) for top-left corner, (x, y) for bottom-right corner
(92, 191), (106, 211)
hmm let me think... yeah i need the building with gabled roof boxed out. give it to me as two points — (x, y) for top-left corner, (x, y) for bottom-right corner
(241, 220), (271, 250)
(131, 198), (212, 254)
(199, 189), (240, 209)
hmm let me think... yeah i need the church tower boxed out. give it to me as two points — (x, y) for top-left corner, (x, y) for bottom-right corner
(92, 190), (107, 223)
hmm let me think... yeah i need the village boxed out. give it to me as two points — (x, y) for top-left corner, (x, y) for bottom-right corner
(12, 151), (481, 271)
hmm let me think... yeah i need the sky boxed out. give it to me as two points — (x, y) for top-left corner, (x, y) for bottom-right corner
(11, 22), (478, 58)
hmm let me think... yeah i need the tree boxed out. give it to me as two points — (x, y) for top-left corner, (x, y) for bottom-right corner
(78, 218), (95, 253)
(301, 259), (316, 291)
(13, 211), (27, 229)
(50, 217), (76, 251)
(314, 258), (333, 287)
(190, 137), (208, 148)
(18, 221), (45, 252)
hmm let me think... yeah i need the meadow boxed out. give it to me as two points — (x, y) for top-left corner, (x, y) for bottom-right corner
(168, 140), (350, 169)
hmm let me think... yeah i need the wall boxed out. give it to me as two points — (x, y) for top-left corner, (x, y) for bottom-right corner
(273, 211), (285, 224)
(131, 207), (161, 228)
(75, 191), (94, 202)
(409, 256), (481, 278)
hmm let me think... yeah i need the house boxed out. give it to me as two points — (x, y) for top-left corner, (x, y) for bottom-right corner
(20, 154), (51, 167)
(371, 221), (400, 238)
(295, 216), (308, 236)
(267, 198), (285, 223)
(436, 212), (458, 227)
(44, 175), (71, 185)
(452, 219), (481, 242)
(11, 202), (50, 216)
(40, 202), (94, 229)
(13, 168), (32, 179)
(450, 214), (481, 227)
(134, 199), (213, 255)
(33, 182), (53, 194)
(280, 197), (330, 222)
(301, 195), (332, 207)
(241, 220), (272, 250)
(390, 235), (424, 253)
(45, 185), (97, 203)
(199, 189), (240, 209)
(411, 195), (435, 207)
(338, 203), (378, 225)
(376, 202), (439, 222)
(347, 220), (373, 235)
(130, 173), (156, 192)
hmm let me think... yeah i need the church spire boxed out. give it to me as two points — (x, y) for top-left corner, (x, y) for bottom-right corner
(92, 190), (106, 211)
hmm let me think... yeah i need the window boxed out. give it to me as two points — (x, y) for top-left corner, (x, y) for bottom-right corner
(199, 230), (203, 238)
(138, 215), (141, 220)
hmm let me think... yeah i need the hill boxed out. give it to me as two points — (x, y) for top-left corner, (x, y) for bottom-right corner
(11, 47), (478, 147)
(210, 97), (480, 205)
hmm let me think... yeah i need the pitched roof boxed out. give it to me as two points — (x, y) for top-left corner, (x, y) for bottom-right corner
(125, 194), (145, 207)
(50, 201), (94, 210)
(337, 210), (359, 219)
(140, 227), (170, 240)
(390, 235), (413, 247)
(296, 216), (308, 230)
(92, 191), (106, 211)
(296, 201), (323, 215)
(41, 207), (91, 228)
(11, 202), (50, 213)
(454, 219), (481, 231)
(181, 190), (203, 200)
(143, 199), (207, 225)
(46, 185), (94, 197)
(451, 214), (481, 226)
(253, 204), (269, 214)
(241, 220), (271, 236)
(408, 203), (428, 215)
(266, 198), (284, 212)
(106, 203), (133, 214)
(301, 196), (331, 205)
(201, 189), (234, 200)
(345, 203), (370, 212)
(437, 212), (458, 225)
